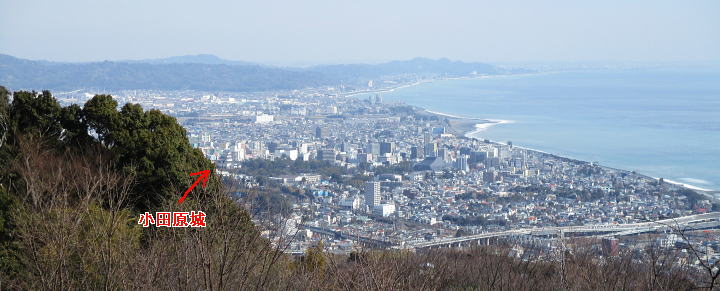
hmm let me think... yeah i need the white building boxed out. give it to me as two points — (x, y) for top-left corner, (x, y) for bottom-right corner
(365, 181), (381, 207)
(274, 148), (298, 160)
(231, 142), (246, 161)
(201, 132), (212, 143)
(456, 154), (469, 172)
(373, 204), (395, 217)
(339, 197), (361, 210)
(255, 114), (274, 124)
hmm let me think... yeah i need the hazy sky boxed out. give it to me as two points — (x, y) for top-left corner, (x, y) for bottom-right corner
(1, 0), (718, 66)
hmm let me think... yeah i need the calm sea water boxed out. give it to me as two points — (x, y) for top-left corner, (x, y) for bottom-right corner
(379, 68), (720, 191)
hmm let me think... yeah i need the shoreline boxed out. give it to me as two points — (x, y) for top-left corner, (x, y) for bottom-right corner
(416, 107), (719, 196)
(661, 178), (715, 192)
(341, 71), (548, 99)
(342, 80), (434, 98)
(343, 72), (719, 196)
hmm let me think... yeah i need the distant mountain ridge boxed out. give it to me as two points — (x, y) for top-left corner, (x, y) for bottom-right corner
(0, 54), (501, 92)
(121, 54), (259, 66)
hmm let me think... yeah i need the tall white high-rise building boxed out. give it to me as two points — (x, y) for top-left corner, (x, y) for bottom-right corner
(456, 154), (469, 172)
(231, 141), (245, 161)
(364, 181), (381, 207)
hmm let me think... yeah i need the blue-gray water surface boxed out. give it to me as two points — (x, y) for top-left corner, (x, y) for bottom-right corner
(379, 68), (720, 191)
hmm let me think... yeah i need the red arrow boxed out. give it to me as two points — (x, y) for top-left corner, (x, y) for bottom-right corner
(178, 170), (211, 204)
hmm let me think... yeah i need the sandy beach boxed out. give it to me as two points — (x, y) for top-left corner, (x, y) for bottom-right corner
(661, 178), (715, 192)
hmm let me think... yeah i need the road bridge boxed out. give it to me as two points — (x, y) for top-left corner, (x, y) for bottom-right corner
(405, 212), (720, 250)
(301, 225), (395, 248)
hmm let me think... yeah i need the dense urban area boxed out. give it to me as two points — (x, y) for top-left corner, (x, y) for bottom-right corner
(3, 0), (718, 288)
(52, 81), (720, 265)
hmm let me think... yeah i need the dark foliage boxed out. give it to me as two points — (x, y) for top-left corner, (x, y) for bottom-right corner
(0, 88), (216, 210)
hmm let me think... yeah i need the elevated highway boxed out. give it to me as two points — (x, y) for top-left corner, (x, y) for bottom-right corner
(406, 212), (720, 250)
(301, 225), (394, 248)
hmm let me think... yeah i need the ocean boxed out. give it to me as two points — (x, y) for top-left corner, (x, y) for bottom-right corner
(376, 67), (720, 191)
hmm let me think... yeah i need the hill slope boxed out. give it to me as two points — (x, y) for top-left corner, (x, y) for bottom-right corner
(0, 54), (499, 91)
(121, 54), (259, 66)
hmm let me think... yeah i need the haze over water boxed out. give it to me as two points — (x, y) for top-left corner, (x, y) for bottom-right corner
(381, 68), (720, 191)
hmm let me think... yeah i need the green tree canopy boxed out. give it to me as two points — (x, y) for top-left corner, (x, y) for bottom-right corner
(0, 89), (216, 210)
